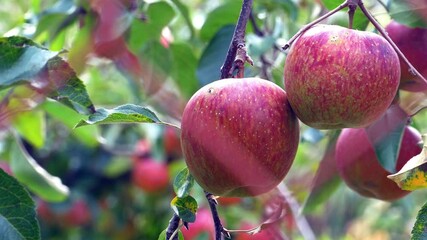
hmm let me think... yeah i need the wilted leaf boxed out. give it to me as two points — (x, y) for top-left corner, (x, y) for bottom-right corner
(173, 168), (195, 198)
(0, 36), (57, 88)
(170, 196), (198, 223)
(10, 138), (69, 202)
(302, 130), (341, 214)
(412, 200), (427, 239)
(365, 104), (410, 173)
(0, 169), (41, 240)
(75, 104), (166, 128)
(388, 135), (427, 190)
(197, 25), (234, 86)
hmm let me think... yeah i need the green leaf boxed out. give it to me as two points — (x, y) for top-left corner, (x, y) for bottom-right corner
(390, 0), (427, 28)
(173, 168), (195, 198)
(158, 228), (184, 240)
(170, 0), (195, 39)
(200, 1), (241, 41)
(365, 104), (409, 173)
(197, 25), (234, 86)
(412, 200), (427, 239)
(42, 56), (95, 115)
(170, 43), (199, 99)
(10, 139), (69, 202)
(321, 0), (369, 30)
(12, 111), (45, 149)
(0, 169), (41, 240)
(42, 100), (98, 147)
(75, 104), (164, 128)
(303, 131), (341, 214)
(129, 1), (175, 50)
(170, 196), (198, 223)
(0, 36), (57, 88)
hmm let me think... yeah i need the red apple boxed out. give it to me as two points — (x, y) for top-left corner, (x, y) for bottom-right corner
(181, 208), (215, 240)
(335, 126), (422, 201)
(217, 196), (242, 206)
(132, 139), (151, 163)
(234, 222), (281, 240)
(385, 20), (427, 92)
(284, 24), (400, 129)
(62, 199), (92, 226)
(132, 159), (170, 193)
(181, 78), (299, 197)
(163, 126), (183, 159)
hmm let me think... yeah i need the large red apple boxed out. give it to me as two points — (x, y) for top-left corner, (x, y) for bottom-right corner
(132, 159), (170, 193)
(385, 20), (427, 92)
(335, 126), (422, 201)
(181, 78), (299, 197)
(284, 24), (400, 129)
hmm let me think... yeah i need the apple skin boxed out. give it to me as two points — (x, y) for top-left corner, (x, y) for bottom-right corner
(132, 159), (170, 193)
(181, 208), (215, 240)
(181, 78), (299, 197)
(335, 126), (422, 201)
(284, 24), (400, 129)
(385, 21), (427, 92)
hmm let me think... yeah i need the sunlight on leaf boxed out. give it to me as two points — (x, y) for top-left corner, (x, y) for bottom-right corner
(412, 200), (427, 239)
(388, 135), (427, 190)
(173, 168), (195, 198)
(170, 196), (198, 223)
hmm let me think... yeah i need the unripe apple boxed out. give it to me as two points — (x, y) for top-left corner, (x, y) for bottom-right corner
(181, 78), (299, 197)
(385, 20), (427, 92)
(284, 24), (400, 129)
(132, 159), (170, 193)
(181, 208), (214, 240)
(335, 126), (422, 201)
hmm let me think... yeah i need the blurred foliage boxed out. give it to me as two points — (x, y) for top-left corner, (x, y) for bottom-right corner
(0, 0), (427, 239)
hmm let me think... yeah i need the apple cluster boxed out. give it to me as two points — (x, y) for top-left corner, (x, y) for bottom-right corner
(180, 22), (426, 202)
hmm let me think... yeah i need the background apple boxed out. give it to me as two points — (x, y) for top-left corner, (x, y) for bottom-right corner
(181, 78), (299, 197)
(163, 126), (183, 161)
(181, 208), (215, 240)
(132, 159), (170, 193)
(385, 20), (427, 92)
(335, 126), (422, 201)
(234, 222), (282, 240)
(284, 24), (400, 129)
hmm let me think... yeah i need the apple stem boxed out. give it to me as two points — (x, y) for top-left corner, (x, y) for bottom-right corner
(166, 213), (181, 240)
(220, 0), (253, 79)
(282, 1), (349, 50)
(205, 191), (231, 240)
(357, 1), (427, 84)
(277, 183), (316, 240)
(347, 2), (357, 29)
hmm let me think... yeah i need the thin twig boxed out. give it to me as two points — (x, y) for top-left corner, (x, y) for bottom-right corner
(205, 191), (230, 240)
(347, 2), (357, 29)
(282, 1), (349, 50)
(220, 0), (254, 79)
(277, 183), (316, 240)
(357, 1), (427, 85)
(166, 213), (181, 240)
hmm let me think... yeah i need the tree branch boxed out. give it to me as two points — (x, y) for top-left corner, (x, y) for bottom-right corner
(205, 191), (230, 240)
(166, 213), (181, 240)
(220, 0), (254, 79)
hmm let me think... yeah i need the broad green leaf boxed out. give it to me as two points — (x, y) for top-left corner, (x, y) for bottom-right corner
(0, 169), (41, 240)
(321, 0), (369, 30)
(158, 228), (184, 240)
(12, 111), (45, 149)
(412, 200), (427, 239)
(10, 139), (69, 202)
(388, 135), (427, 190)
(42, 56), (95, 115)
(42, 100), (98, 147)
(173, 168), (195, 198)
(390, 0), (427, 28)
(302, 131), (341, 214)
(140, 40), (172, 74)
(0, 36), (57, 88)
(170, 43), (199, 99)
(75, 104), (164, 128)
(170, 196), (198, 223)
(197, 25), (234, 86)
(365, 104), (409, 173)
(129, 1), (175, 50)
(200, 1), (241, 41)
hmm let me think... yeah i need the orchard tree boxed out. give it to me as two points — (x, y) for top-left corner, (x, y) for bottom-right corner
(1, 0), (427, 240)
